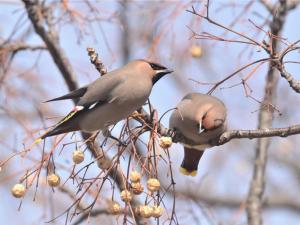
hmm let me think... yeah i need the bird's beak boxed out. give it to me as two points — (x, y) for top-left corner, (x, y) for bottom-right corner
(152, 68), (174, 84)
(156, 69), (174, 75)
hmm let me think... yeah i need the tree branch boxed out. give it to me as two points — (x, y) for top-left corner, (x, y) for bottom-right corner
(136, 106), (300, 146)
(72, 209), (113, 225)
(22, 2), (143, 224)
(23, 0), (78, 91)
(217, 124), (300, 144)
(246, 1), (288, 225)
(174, 189), (300, 215)
(0, 42), (46, 53)
(276, 60), (300, 93)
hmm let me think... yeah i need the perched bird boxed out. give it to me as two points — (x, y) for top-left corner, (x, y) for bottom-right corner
(169, 93), (227, 176)
(38, 59), (173, 140)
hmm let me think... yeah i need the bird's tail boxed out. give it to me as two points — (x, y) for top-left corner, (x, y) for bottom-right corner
(34, 110), (80, 143)
(179, 146), (205, 177)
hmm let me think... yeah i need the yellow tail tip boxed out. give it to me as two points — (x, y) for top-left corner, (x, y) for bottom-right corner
(34, 138), (42, 144)
(179, 167), (197, 177)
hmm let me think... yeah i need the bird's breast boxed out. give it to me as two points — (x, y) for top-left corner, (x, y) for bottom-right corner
(114, 79), (152, 105)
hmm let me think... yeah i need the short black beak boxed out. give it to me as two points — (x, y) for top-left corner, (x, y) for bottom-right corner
(152, 69), (174, 84)
(162, 69), (174, 74)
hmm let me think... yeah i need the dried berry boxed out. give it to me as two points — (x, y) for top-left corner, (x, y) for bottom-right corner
(72, 150), (85, 164)
(108, 201), (121, 215)
(159, 136), (173, 148)
(11, 183), (25, 198)
(147, 178), (160, 192)
(190, 45), (202, 58)
(47, 173), (60, 187)
(129, 171), (141, 183)
(120, 190), (132, 202)
(140, 205), (153, 218)
(131, 182), (144, 195)
(151, 205), (163, 218)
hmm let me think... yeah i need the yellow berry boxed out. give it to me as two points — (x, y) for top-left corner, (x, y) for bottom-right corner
(120, 190), (132, 202)
(151, 205), (163, 218)
(147, 178), (160, 192)
(158, 136), (172, 148)
(131, 182), (144, 195)
(140, 205), (153, 218)
(47, 173), (60, 187)
(11, 183), (26, 198)
(72, 150), (85, 164)
(108, 201), (121, 215)
(129, 171), (141, 183)
(190, 45), (203, 58)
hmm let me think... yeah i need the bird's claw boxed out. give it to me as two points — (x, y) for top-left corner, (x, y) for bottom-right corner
(117, 140), (127, 147)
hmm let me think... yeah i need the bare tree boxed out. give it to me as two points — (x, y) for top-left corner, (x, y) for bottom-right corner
(1, 1), (300, 225)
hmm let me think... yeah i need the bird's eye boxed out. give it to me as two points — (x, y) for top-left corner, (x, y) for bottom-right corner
(149, 62), (167, 71)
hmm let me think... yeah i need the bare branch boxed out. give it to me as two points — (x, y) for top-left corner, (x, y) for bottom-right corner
(22, 2), (143, 224)
(217, 124), (300, 145)
(137, 106), (300, 146)
(22, 0), (78, 91)
(0, 42), (46, 53)
(247, 1), (288, 225)
(276, 59), (300, 93)
(174, 189), (300, 214)
(72, 209), (113, 225)
(186, 4), (267, 51)
(86, 47), (107, 76)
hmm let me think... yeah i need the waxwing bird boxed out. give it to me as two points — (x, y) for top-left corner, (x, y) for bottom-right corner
(38, 59), (173, 140)
(169, 93), (227, 176)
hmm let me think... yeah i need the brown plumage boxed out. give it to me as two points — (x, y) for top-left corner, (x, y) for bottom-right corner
(169, 93), (227, 176)
(39, 60), (173, 140)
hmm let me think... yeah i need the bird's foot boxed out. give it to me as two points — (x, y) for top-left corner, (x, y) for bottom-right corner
(102, 129), (127, 147)
(167, 128), (177, 138)
(108, 135), (127, 147)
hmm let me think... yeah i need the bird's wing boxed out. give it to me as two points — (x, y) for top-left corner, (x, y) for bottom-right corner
(77, 72), (124, 108)
(39, 73), (125, 139)
(182, 92), (204, 101)
(45, 71), (124, 108)
(45, 87), (88, 102)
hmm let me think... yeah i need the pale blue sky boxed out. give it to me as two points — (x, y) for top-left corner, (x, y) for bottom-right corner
(1, 1), (300, 225)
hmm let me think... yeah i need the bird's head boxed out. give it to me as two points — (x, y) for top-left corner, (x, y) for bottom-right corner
(130, 59), (173, 84)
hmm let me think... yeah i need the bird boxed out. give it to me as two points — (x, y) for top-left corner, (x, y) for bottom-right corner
(169, 92), (227, 177)
(37, 59), (173, 141)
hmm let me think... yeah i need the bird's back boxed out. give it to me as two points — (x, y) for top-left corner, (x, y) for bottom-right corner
(78, 66), (153, 132)
(170, 92), (226, 144)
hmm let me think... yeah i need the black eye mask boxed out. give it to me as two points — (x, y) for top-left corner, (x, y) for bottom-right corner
(149, 62), (167, 71)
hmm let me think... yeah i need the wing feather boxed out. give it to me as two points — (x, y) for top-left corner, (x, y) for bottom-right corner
(45, 87), (88, 102)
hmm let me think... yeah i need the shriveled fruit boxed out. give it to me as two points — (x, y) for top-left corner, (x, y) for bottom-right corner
(47, 173), (60, 187)
(147, 178), (160, 192)
(11, 183), (25, 198)
(129, 171), (141, 183)
(152, 205), (163, 218)
(120, 190), (132, 202)
(72, 150), (84, 164)
(131, 182), (144, 195)
(158, 136), (172, 148)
